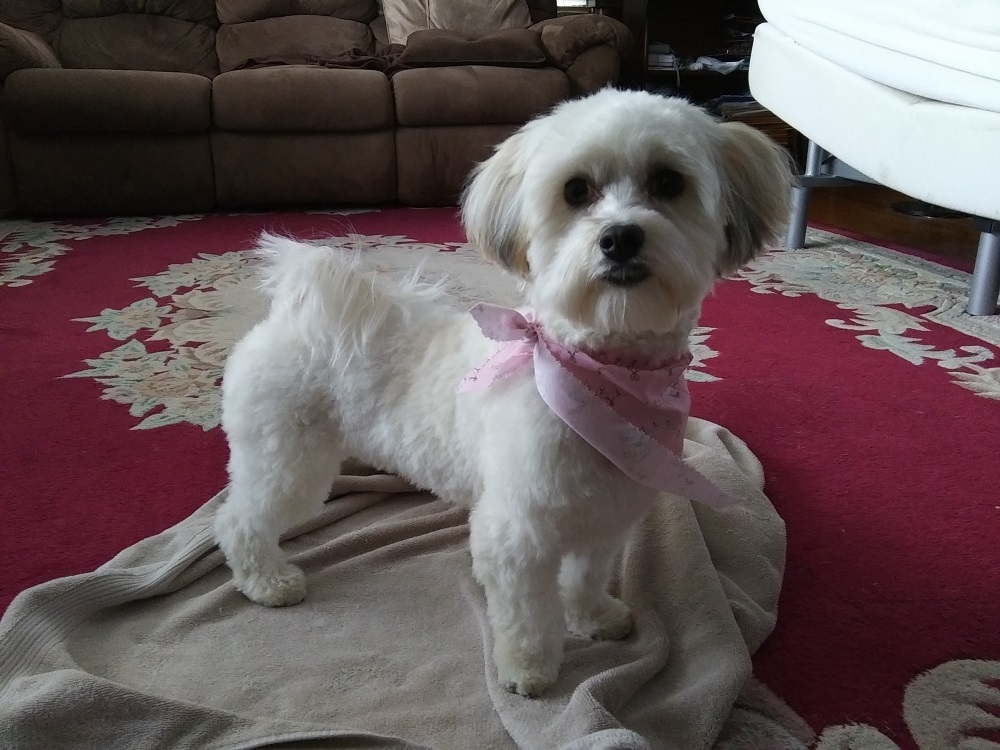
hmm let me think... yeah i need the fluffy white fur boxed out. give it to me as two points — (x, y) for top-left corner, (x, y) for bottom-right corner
(213, 89), (792, 697)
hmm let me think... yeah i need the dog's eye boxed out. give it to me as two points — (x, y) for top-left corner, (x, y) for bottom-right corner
(652, 169), (685, 199)
(564, 178), (591, 206)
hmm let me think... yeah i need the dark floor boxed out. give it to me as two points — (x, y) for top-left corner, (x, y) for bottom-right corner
(807, 184), (981, 268)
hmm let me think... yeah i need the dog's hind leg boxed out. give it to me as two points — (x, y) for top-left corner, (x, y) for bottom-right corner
(213, 342), (344, 607)
(214, 415), (343, 607)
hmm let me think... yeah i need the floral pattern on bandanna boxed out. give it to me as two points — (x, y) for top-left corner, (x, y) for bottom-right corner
(737, 232), (1000, 400)
(0, 216), (202, 288)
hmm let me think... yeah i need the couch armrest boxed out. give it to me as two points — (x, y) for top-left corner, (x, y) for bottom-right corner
(564, 44), (620, 95)
(0, 22), (60, 87)
(531, 14), (631, 70)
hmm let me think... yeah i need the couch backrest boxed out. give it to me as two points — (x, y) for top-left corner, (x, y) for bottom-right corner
(0, 0), (222, 76)
(217, 0), (378, 24)
(215, 1), (381, 74)
(0, 0), (63, 39)
(0, 0), (555, 78)
(63, 0), (218, 25)
(526, 0), (557, 23)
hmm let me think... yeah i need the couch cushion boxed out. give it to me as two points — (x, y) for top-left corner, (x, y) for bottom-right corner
(212, 130), (396, 206)
(396, 124), (517, 205)
(392, 66), (567, 126)
(9, 132), (216, 215)
(382, 0), (531, 45)
(216, 15), (373, 72)
(371, 12), (388, 44)
(216, 0), (377, 25)
(53, 15), (219, 76)
(62, 0), (219, 27)
(3, 68), (211, 134)
(213, 67), (392, 131)
(398, 28), (546, 67)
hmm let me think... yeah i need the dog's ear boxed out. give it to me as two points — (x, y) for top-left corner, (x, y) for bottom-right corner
(461, 131), (531, 276)
(715, 122), (793, 276)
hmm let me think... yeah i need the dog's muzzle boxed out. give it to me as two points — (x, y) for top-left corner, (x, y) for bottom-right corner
(598, 223), (650, 287)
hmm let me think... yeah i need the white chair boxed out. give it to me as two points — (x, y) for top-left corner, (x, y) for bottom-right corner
(748, 0), (1000, 315)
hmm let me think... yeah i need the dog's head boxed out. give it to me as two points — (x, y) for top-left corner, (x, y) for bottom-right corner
(461, 89), (792, 346)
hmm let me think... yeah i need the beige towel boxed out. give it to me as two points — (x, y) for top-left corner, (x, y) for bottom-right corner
(0, 418), (783, 749)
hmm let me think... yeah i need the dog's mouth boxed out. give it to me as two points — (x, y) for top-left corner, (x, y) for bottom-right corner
(599, 262), (651, 287)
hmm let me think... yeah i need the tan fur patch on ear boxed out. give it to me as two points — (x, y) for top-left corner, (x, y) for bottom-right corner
(460, 131), (532, 278)
(717, 122), (794, 275)
(495, 232), (530, 275)
(464, 205), (531, 276)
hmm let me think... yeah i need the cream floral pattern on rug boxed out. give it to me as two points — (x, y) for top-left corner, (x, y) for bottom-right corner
(66, 232), (723, 430)
(715, 659), (1000, 750)
(64, 223), (999, 430)
(0, 216), (203, 288)
(737, 230), (1000, 401)
(0, 208), (380, 288)
(65, 249), (267, 430)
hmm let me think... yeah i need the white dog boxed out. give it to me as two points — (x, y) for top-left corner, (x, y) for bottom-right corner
(213, 88), (792, 697)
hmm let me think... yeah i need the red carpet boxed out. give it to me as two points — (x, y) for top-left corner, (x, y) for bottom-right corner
(2, 208), (998, 748)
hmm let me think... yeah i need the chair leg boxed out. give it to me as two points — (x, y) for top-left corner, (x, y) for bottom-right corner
(785, 140), (824, 249)
(785, 183), (810, 249)
(967, 222), (1000, 316)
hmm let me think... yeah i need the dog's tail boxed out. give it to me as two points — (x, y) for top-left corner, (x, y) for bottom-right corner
(252, 232), (441, 363)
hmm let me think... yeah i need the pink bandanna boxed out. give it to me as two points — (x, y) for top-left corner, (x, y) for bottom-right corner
(459, 304), (739, 509)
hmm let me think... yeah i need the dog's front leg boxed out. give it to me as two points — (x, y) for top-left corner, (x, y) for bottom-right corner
(559, 542), (633, 641)
(470, 508), (564, 698)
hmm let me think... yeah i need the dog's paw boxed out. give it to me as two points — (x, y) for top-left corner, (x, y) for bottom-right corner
(498, 663), (559, 699)
(566, 595), (633, 641)
(236, 564), (307, 607)
(494, 645), (560, 698)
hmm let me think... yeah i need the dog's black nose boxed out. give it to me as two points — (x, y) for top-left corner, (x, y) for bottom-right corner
(598, 223), (645, 263)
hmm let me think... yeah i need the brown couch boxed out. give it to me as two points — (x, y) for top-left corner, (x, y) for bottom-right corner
(0, 0), (632, 216)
